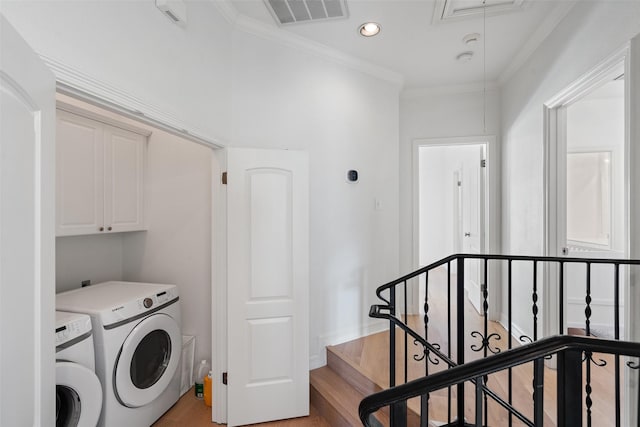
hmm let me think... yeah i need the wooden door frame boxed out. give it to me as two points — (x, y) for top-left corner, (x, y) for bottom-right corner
(412, 135), (500, 320)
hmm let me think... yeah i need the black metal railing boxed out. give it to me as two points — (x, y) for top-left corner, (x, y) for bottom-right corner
(359, 335), (640, 426)
(362, 253), (640, 427)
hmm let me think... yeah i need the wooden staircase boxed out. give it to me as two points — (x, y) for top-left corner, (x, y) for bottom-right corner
(310, 337), (422, 427)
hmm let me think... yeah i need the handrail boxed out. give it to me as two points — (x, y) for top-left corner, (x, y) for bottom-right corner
(359, 335), (640, 425)
(374, 253), (640, 304)
(369, 304), (456, 368)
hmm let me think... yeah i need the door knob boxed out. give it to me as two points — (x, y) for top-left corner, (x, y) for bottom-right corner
(464, 232), (471, 237)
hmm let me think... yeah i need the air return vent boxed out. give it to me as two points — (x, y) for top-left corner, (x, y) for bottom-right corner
(264, 0), (349, 25)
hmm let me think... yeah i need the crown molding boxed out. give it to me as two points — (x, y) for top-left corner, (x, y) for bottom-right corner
(210, 0), (239, 25)
(234, 14), (404, 87)
(40, 54), (224, 147)
(498, 0), (577, 85)
(210, 0), (404, 87)
(401, 80), (499, 99)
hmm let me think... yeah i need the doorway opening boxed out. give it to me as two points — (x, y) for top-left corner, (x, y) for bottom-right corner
(413, 135), (499, 319)
(543, 49), (628, 339)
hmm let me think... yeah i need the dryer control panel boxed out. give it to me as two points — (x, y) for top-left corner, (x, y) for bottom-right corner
(137, 288), (177, 311)
(101, 286), (179, 326)
(55, 312), (92, 347)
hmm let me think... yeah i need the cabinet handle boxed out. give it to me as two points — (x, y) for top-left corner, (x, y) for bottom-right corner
(99, 227), (104, 232)
(108, 226), (112, 231)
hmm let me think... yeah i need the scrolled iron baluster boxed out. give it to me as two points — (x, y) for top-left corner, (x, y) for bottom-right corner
(627, 359), (640, 370)
(470, 330), (502, 354)
(412, 339), (441, 364)
(519, 335), (533, 344)
(585, 350), (593, 427)
(582, 351), (607, 367)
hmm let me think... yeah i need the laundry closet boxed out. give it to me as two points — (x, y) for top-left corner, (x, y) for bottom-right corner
(54, 93), (214, 371)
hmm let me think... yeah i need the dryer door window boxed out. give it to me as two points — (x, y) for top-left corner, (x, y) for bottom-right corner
(114, 313), (181, 408)
(56, 385), (81, 427)
(56, 362), (102, 427)
(130, 329), (171, 389)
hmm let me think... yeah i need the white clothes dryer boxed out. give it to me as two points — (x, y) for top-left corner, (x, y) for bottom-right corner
(55, 311), (102, 427)
(56, 281), (181, 427)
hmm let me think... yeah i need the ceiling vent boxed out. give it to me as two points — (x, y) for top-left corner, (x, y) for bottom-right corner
(264, 0), (349, 26)
(156, 0), (187, 27)
(433, 0), (528, 24)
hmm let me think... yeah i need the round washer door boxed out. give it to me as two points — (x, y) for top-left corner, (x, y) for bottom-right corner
(56, 361), (102, 427)
(114, 313), (181, 408)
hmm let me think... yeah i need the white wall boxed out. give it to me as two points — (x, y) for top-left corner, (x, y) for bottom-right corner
(231, 29), (401, 366)
(0, 0), (232, 143)
(56, 234), (124, 292)
(501, 0), (640, 338)
(400, 90), (501, 275)
(20, 0), (403, 369)
(122, 132), (212, 366)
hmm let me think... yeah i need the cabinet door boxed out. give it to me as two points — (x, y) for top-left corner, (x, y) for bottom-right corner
(103, 124), (146, 232)
(56, 110), (105, 236)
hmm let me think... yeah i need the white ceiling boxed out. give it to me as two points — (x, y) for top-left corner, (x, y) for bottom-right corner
(228, 0), (577, 90)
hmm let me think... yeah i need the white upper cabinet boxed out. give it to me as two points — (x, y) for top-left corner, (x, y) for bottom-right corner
(56, 108), (148, 236)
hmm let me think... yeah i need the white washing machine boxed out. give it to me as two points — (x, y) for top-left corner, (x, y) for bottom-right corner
(56, 281), (182, 427)
(55, 311), (102, 427)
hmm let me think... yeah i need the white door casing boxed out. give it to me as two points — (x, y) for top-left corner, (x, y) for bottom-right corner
(226, 148), (309, 426)
(543, 46), (629, 338)
(0, 15), (56, 426)
(414, 137), (496, 318)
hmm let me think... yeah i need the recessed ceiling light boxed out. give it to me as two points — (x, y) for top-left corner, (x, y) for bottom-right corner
(463, 33), (481, 45)
(359, 22), (381, 37)
(456, 51), (474, 62)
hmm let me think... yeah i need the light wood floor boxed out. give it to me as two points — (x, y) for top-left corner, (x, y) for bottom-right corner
(153, 388), (330, 427)
(330, 268), (623, 426)
(156, 265), (625, 426)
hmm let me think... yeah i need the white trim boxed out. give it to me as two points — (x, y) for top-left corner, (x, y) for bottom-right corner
(402, 81), (499, 99)
(211, 149), (228, 424)
(544, 44), (629, 109)
(498, 1), (576, 85)
(412, 135), (501, 320)
(209, 0), (239, 25)
(212, 0), (404, 87)
(40, 54), (224, 148)
(567, 297), (624, 307)
(499, 315), (528, 344)
(56, 101), (152, 138)
(233, 14), (404, 87)
(542, 44), (629, 339)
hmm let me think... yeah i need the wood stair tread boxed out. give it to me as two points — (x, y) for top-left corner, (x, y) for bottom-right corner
(310, 365), (382, 426)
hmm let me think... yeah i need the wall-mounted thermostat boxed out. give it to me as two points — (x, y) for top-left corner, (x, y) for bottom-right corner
(347, 170), (359, 183)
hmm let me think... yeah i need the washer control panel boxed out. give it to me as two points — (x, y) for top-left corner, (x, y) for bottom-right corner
(55, 312), (92, 346)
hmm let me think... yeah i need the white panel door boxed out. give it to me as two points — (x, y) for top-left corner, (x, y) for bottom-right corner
(462, 146), (484, 314)
(226, 148), (309, 426)
(0, 15), (56, 426)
